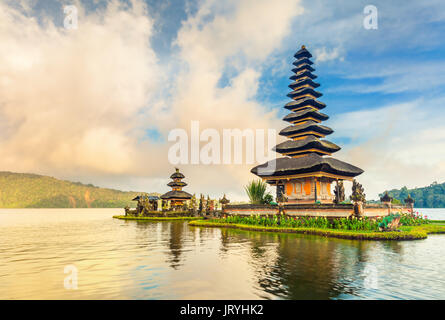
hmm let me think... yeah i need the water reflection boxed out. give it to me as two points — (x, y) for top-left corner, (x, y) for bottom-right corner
(1, 209), (445, 299)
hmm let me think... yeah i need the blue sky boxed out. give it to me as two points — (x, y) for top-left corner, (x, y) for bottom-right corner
(2, 0), (445, 200)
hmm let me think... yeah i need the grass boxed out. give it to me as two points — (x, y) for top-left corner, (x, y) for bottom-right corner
(188, 219), (445, 241)
(113, 215), (203, 221)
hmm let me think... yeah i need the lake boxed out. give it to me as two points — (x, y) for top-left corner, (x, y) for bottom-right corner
(1, 208), (445, 299)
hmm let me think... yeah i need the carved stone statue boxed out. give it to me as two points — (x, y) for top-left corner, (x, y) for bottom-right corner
(350, 179), (366, 217)
(206, 195), (211, 215)
(404, 194), (414, 213)
(191, 194), (197, 214)
(220, 194), (230, 209)
(199, 194), (204, 215)
(351, 179), (366, 202)
(277, 192), (288, 203)
(334, 181), (345, 204)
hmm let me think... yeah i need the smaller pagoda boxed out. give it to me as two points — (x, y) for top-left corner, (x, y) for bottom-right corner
(161, 168), (192, 207)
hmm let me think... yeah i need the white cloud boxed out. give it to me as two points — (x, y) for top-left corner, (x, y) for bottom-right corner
(2, 0), (445, 203)
(0, 0), (303, 200)
(330, 98), (445, 199)
(314, 47), (343, 63)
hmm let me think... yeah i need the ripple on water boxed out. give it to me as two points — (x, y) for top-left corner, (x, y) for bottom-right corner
(1, 209), (445, 299)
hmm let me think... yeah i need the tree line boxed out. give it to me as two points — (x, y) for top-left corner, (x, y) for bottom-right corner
(380, 181), (445, 208)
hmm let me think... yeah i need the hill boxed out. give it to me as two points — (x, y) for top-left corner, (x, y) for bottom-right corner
(380, 181), (445, 208)
(0, 171), (154, 208)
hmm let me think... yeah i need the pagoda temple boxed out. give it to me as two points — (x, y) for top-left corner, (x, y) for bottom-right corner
(251, 45), (363, 204)
(160, 168), (192, 207)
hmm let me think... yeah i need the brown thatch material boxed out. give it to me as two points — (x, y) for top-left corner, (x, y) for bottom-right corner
(292, 64), (315, 74)
(292, 58), (313, 67)
(294, 46), (312, 59)
(288, 78), (320, 90)
(279, 121), (333, 137)
(170, 172), (185, 179)
(287, 87), (322, 99)
(283, 109), (329, 122)
(251, 153), (363, 178)
(273, 136), (340, 154)
(284, 97), (326, 111)
(160, 190), (192, 200)
(290, 70), (317, 81)
(167, 181), (187, 187)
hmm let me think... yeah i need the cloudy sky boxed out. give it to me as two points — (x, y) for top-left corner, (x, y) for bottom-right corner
(1, 0), (445, 200)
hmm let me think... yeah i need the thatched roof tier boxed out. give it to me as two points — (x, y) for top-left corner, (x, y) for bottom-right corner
(292, 58), (313, 67)
(288, 78), (320, 90)
(293, 46), (312, 59)
(283, 109), (329, 123)
(290, 70), (317, 81)
(170, 172), (185, 179)
(167, 181), (187, 187)
(160, 190), (192, 200)
(287, 87), (322, 100)
(284, 98), (326, 111)
(279, 121), (333, 137)
(251, 153), (363, 179)
(273, 136), (340, 155)
(291, 64), (315, 74)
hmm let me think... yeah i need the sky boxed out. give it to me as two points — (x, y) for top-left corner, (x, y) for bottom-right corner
(1, 0), (445, 200)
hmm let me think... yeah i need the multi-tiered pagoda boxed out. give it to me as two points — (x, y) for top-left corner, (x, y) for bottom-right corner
(251, 45), (363, 204)
(160, 168), (192, 207)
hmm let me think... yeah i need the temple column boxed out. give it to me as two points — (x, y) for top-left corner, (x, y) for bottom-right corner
(314, 177), (318, 202)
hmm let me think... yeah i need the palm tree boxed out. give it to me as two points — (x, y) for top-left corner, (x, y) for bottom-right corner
(245, 180), (272, 204)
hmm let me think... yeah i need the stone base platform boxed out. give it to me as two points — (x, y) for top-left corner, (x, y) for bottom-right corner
(224, 203), (411, 218)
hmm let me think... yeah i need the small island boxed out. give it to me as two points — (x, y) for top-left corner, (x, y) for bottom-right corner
(113, 168), (229, 221)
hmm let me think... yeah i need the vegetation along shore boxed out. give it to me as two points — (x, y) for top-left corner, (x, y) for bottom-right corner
(188, 213), (445, 241)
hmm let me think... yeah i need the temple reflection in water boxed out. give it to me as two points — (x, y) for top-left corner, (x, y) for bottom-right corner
(131, 220), (387, 299)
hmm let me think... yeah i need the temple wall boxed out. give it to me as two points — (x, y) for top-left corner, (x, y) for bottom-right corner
(224, 203), (412, 218)
(284, 177), (334, 202)
(224, 204), (277, 216)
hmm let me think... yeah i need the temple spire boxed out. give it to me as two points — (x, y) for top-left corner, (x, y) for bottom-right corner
(275, 45), (340, 158)
(160, 168), (192, 207)
(251, 45), (363, 204)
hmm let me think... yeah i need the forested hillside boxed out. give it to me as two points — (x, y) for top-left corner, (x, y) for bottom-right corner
(381, 182), (445, 208)
(0, 171), (152, 208)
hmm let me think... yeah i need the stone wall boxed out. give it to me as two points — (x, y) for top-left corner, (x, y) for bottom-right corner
(223, 203), (412, 218)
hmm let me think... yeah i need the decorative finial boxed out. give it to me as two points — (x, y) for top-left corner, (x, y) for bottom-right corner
(175, 167), (179, 172)
(301, 45), (306, 49)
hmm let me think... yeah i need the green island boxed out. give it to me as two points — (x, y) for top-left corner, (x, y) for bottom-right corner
(188, 215), (445, 241)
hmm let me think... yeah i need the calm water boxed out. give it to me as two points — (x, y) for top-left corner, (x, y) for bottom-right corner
(0, 208), (445, 300)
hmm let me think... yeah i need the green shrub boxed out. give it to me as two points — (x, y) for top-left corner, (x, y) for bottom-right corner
(244, 180), (273, 204)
